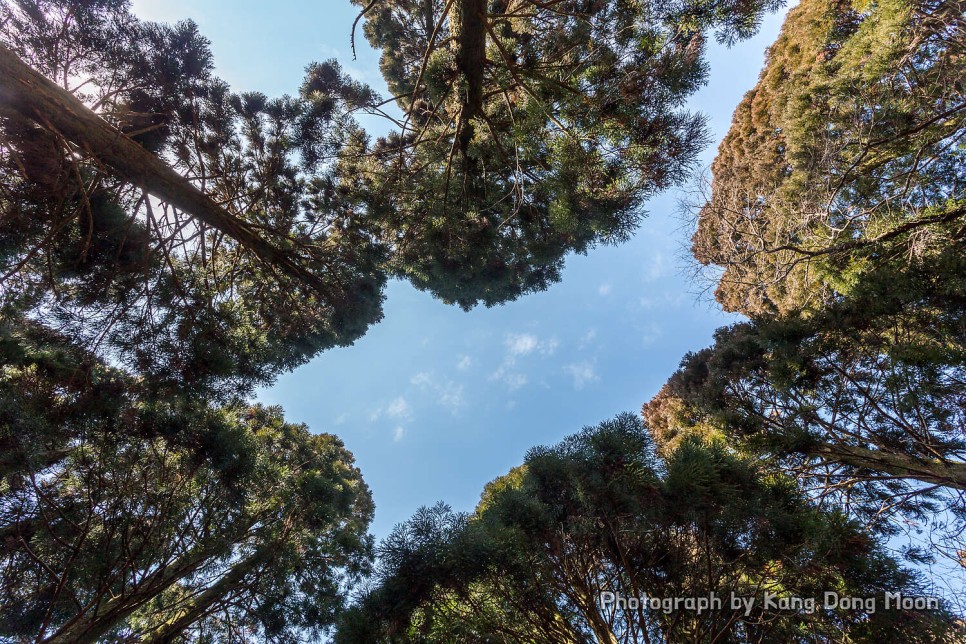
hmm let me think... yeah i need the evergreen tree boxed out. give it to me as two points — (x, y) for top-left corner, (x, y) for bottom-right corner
(644, 249), (966, 561)
(0, 0), (386, 400)
(0, 383), (373, 642)
(343, 0), (783, 308)
(336, 414), (959, 643)
(650, 0), (966, 565)
(690, 0), (965, 316)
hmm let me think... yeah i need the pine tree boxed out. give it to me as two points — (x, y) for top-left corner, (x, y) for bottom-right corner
(343, 0), (783, 308)
(644, 248), (966, 555)
(0, 0), (387, 399)
(650, 0), (966, 564)
(690, 0), (965, 316)
(0, 386), (373, 642)
(336, 414), (960, 643)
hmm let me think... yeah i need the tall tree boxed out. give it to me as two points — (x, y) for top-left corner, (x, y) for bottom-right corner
(336, 414), (959, 643)
(0, 0), (387, 400)
(0, 390), (373, 642)
(343, 0), (783, 308)
(647, 0), (966, 566)
(643, 257), (966, 564)
(690, 0), (965, 316)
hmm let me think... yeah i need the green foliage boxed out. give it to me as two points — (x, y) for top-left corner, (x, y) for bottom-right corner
(661, 0), (966, 583)
(344, 0), (783, 309)
(646, 237), (966, 538)
(691, 0), (966, 316)
(0, 0), (387, 400)
(0, 386), (373, 642)
(336, 414), (959, 643)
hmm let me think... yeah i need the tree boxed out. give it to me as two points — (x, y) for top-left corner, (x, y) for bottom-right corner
(643, 249), (966, 563)
(647, 0), (966, 566)
(690, 0), (965, 316)
(0, 0), (788, 401)
(0, 392), (373, 642)
(336, 414), (959, 643)
(0, 0), (389, 400)
(342, 0), (783, 308)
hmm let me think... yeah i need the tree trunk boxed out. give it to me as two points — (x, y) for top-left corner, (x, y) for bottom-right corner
(41, 541), (233, 644)
(0, 43), (323, 292)
(450, 0), (486, 156)
(140, 548), (270, 643)
(804, 442), (966, 491)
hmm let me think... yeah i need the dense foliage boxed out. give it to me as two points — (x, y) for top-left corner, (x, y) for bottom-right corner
(691, 0), (965, 315)
(0, 322), (372, 641)
(337, 415), (960, 643)
(646, 0), (966, 589)
(343, 0), (782, 307)
(0, 0), (390, 401)
(3, 0), (965, 640)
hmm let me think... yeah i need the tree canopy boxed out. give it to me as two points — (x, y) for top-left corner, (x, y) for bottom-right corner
(4, 0), (965, 639)
(336, 414), (960, 643)
(646, 0), (966, 581)
(691, 0), (964, 316)
(342, 0), (783, 308)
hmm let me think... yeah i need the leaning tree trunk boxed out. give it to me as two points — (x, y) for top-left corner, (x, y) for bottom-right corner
(41, 540), (236, 644)
(141, 548), (271, 643)
(804, 442), (966, 491)
(0, 43), (322, 292)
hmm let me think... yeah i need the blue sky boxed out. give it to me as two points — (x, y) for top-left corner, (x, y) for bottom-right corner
(133, 0), (792, 540)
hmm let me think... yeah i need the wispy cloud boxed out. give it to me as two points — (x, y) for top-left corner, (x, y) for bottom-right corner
(393, 426), (406, 442)
(371, 396), (414, 423)
(501, 372), (528, 391)
(638, 322), (663, 346)
(505, 332), (558, 357)
(506, 333), (539, 356)
(642, 251), (670, 283)
(411, 372), (433, 388)
(437, 383), (465, 412)
(491, 332), (557, 390)
(411, 372), (466, 415)
(386, 396), (412, 421)
(598, 283), (612, 296)
(564, 361), (599, 390)
(456, 355), (473, 371)
(578, 329), (598, 349)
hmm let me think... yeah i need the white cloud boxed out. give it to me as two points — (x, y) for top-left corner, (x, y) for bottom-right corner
(437, 382), (466, 413)
(333, 413), (349, 425)
(393, 426), (406, 442)
(506, 332), (539, 356)
(410, 372), (433, 388)
(457, 355), (473, 371)
(564, 362), (599, 390)
(489, 362), (528, 391)
(386, 396), (412, 421)
(503, 373), (528, 390)
(505, 332), (558, 357)
(642, 251), (670, 283)
(491, 332), (557, 390)
(410, 372), (466, 415)
(579, 329), (598, 349)
(598, 283), (612, 296)
(639, 322), (663, 346)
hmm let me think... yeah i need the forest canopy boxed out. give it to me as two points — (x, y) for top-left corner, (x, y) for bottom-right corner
(1, 0), (965, 641)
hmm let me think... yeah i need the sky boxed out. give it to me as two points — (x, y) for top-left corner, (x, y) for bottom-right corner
(132, 0), (793, 540)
